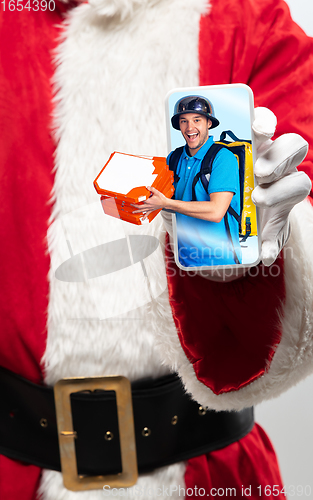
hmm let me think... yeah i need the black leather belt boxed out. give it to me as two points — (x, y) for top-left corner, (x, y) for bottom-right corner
(0, 366), (254, 488)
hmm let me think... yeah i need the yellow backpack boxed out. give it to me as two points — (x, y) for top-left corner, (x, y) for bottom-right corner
(216, 130), (257, 238)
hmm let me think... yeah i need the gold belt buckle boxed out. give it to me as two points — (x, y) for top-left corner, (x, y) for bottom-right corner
(54, 376), (138, 491)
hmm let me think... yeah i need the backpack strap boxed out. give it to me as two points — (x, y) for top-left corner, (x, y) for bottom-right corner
(194, 142), (241, 264)
(168, 146), (185, 185)
(219, 130), (251, 143)
(191, 143), (224, 201)
(193, 143), (241, 222)
(224, 213), (241, 265)
(169, 142), (241, 264)
(227, 205), (240, 224)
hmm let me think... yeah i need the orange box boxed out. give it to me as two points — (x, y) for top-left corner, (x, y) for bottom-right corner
(94, 152), (174, 225)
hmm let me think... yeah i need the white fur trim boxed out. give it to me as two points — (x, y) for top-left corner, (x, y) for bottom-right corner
(88, 0), (163, 21)
(46, 0), (209, 380)
(39, 463), (186, 499)
(152, 199), (313, 411)
(43, 0), (209, 497)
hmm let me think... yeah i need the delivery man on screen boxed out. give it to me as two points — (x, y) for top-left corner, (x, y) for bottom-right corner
(133, 95), (242, 267)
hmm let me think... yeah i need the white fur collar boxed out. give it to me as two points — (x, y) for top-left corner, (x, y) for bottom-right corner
(43, 1), (209, 497)
(88, 0), (163, 20)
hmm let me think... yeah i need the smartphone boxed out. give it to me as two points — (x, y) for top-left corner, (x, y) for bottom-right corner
(165, 83), (260, 271)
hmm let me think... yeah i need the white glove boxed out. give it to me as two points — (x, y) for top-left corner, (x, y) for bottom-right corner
(252, 107), (311, 266)
(162, 106), (311, 278)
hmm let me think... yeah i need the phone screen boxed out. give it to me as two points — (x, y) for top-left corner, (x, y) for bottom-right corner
(165, 84), (260, 271)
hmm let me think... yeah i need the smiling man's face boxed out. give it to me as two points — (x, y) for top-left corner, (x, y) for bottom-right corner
(179, 113), (212, 156)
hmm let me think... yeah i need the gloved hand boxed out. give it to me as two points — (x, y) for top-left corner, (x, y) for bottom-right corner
(162, 106), (312, 277)
(252, 107), (311, 266)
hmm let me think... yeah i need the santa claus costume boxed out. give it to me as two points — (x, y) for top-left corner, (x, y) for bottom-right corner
(0, 0), (313, 499)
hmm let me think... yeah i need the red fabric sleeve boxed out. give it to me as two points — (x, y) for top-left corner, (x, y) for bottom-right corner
(166, 241), (285, 394)
(0, 5), (66, 382)
(0, 456), (42, 500)
(185, 423), (285, 499)
(199, 0), (313, 195)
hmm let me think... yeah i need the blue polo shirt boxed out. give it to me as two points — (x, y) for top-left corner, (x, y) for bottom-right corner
(167, 136), (242, 267)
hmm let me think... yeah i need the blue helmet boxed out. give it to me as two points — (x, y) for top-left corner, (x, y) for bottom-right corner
(171, 95), (219, 130)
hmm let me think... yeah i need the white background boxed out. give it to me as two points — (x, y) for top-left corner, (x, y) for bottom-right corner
(255, 0), (313, 493)
(283, 0), (313, 36)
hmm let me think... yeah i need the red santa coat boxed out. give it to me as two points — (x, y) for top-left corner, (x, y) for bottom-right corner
(0, 0), (313, 499)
